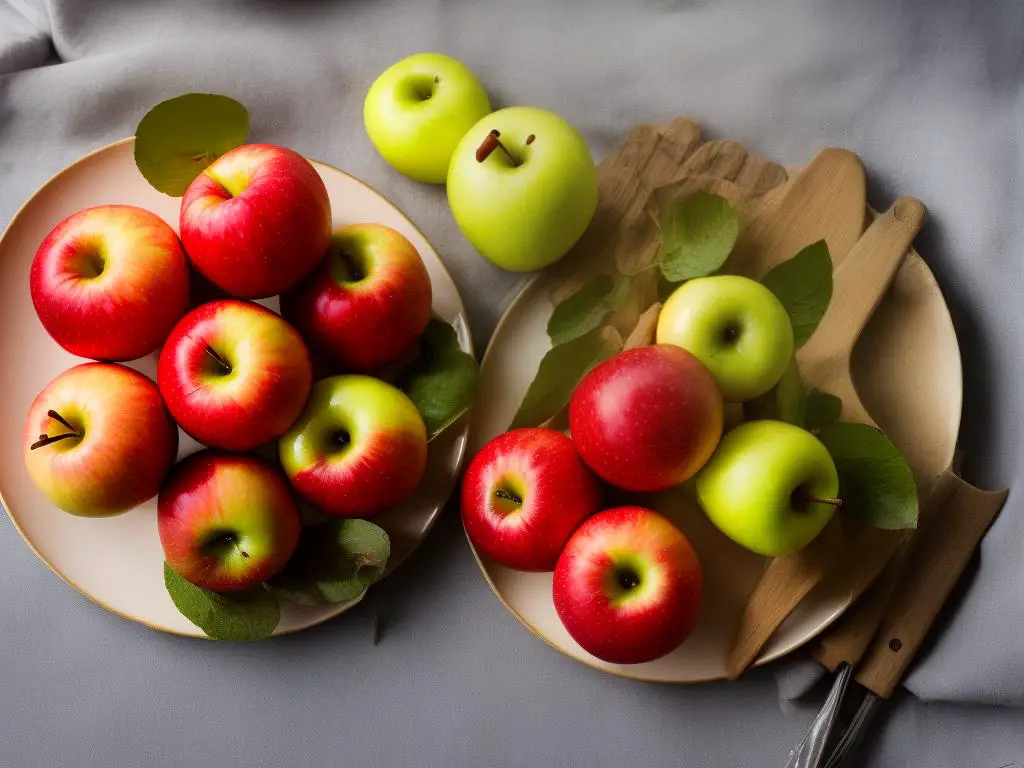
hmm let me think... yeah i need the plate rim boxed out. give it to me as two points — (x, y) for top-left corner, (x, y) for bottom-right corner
(468, 220), (963, 683)
(0, 137), (474, 639)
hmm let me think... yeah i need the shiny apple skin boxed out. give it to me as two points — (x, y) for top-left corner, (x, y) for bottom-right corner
(281, 224), (432, 372)
(30, 205), (189, 361)
(179, 144), (332, 299)
(158, 450), (301, 592)
(569, 345), (724, 492)
(553, 506), (702, 664)
(461, 428), (602, 571)
(157, 300), (312, 451)
(23, 363), (178, 516)
(278, 375), (428, 517)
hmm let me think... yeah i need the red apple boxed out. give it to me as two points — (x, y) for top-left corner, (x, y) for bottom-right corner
(278, 375), (427, 517)
(569, 345), (724, 492)
(23, 363), (178, 516)
(159, 450), (301, 592)
(553, 506), (702, 664)
(158, 300), (312, 451)
(30, 205), (189, 361)
(461, 428), (602, 571)
(281, 224), (432, 372)
(179, 144), (331, 298)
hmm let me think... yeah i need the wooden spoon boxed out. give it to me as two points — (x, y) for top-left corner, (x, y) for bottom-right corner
(726, 197), (927, 679)
(730, 148), (868, 278)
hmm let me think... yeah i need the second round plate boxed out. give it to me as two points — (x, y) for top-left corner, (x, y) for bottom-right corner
(0, 138), (472, 638)
(468, 205), (962, 684)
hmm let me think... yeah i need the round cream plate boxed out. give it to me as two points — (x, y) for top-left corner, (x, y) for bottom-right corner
(0, 139), (471, 638)
(469, 241), (962, 683)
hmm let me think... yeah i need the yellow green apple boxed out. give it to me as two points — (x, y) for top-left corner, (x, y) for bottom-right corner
(657, 275), (794, 401)
(446, 106), (598, 271)
(363, 53), (491, 184)
(695, 420), (840, 557)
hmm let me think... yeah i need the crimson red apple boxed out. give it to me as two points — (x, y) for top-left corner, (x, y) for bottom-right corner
(461, 428), (602, 571)
(281, 223), (432, 372)
(158, 300), (312, 451)
(159, 450), (301, 592)
(31, 205), (189, 361)
(278, 375), (427, 517)
(553, 506), (702, 664)
(179, 144), (331, 298)
(569, 345), (724, 492)
(23, 363), (178, 516)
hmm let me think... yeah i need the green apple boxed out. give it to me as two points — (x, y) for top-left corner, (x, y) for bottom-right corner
(446, 106), (598, 271)
(695, 420), (840, 557)
(656, 275), (794, 401)
(363, 53), (491, 184)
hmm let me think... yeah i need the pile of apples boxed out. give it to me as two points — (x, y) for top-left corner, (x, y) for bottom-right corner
(24, 144), (436, 594)
(462, 275), (841, 665)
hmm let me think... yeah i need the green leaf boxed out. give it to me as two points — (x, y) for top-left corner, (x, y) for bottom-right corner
(816, 422), (918, 531)
(135, 93), (249, 196)
(658, 191), (742, 283)
(744, 357), (805, 426)
(269, 519), (390, 606)
(805, 388), (843, 432)
(163, 563), (279, 641)
(510, 326), (622, 429)
(760, 240), (834, 346)
(547, 274), (631, 345)
(397, 318), (479, 440)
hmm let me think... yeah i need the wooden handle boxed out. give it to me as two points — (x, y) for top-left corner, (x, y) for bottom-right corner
(813, 463), (957, 672)
(855, 472), (1009, 698)
(813, 527), (910, 672)
(726, 519), (842, 679)
(802, 198), (925, 361)
(730, 147), (866, 278)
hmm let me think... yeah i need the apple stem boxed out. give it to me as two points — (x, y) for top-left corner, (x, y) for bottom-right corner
(31, 410), (82, 450)
(494, 487), (523, 506)
(476, 130), (522, 166)
(30, 432), (79, 450)
(46, 409), (76, 431)
(204, 344), (232, 374)
(800, 495), (844, 508)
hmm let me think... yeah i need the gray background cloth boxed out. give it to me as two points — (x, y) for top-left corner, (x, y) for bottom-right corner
(1, 1), (1022, 766)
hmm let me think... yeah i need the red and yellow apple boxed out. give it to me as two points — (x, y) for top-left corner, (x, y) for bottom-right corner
(278, 375), (427, 517)
(179, 144), (332, 298)
(158, 450), (301, 592)
(31, 205), (189, 361)
(553, 506), (702, 664)
(569, 345), (724, 492)
(461, 428), (602, 571)
(158, 300), (312, 451)
(23, 363), (178, 516)
(281, 224), (432, 372)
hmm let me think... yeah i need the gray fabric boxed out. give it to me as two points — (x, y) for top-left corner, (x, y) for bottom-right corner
(2, 1), (1023, 765)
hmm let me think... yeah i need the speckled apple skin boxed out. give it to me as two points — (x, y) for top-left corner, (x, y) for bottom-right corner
(461, 428), (602, 572)
(553, 506), (702, 664)
(569, 345), (724, 492)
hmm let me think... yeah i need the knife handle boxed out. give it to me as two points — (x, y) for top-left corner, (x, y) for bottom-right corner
(813, 529), (911, 672)
(855, 472), (1009, 698)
